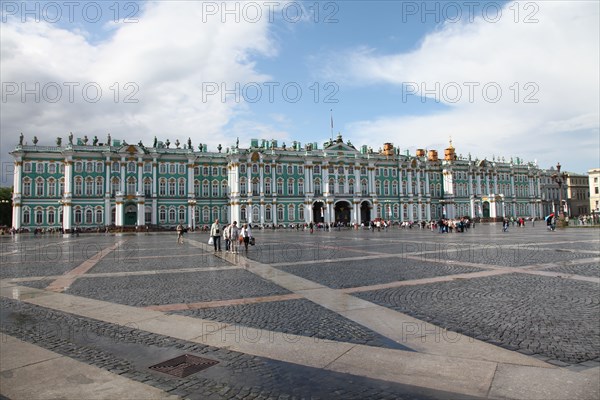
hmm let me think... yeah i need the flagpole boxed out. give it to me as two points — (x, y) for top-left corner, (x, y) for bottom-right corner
(330, 109), (333, 141)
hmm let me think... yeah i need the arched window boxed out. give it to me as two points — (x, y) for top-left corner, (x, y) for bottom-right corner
(96, 177), (103, 196)
(194, 180), (200, 197)
(159, 207), (166, 222)
(144, 178), (152, 196)
(265, 205), (272, 221)
(221, 180), (228, 196)
(35, 208), (44, 224)
(179, 207), (186, 222)
(252, 164), (258, 173)
(23, 208), (31, 224)
(328, 178), (335, 194)
(95, 208), (103, 224)
(252, 206), (260, 222)
(168, 178), (176, 196)
(288, 204), (295, 220)
(178, 178), (186, 196)
(48, 178), (56, 197)
(314, 179), (321, 196)
(240, 206), (247, 222)
(298, 179), (304, 195)
(287, 179), (294, 195)
(202, 180), (209, 197)
(75, 161), (83, 172)
(287, 165), (294, 175)
(299, 204), (305, 220)
(361, 179), (368, 195)
(202, 207), (210, 222)
(59, 178), (64, 196)
(74, 177), (83, 196)
(86, 177), (94, 196)
(277, 205), (284, 221)
(159, 179), (166, 196)
(85, 208), (93, 224)
(112, 177), (120, 195)
(240, 164), (246, 174)
(265, 164), (271, 174)
(349, 179), (355, 195)
(212, 206), (219, 221)
(86, 162), (94, 172)
(127, 177), (136, 195)
(212, 180), (219, 197)
(112, 161), (120, 172)
(48, 163), (57, 174)
(159, 163), (166, 174)
(74, 207), (82, 224)
(169, 164), (176, 174)
(128, 161), (136, 173)
(276, 179), (283, 195)
(168, 208), (176, 222)
(96, 161), (104, 173)
(265, 178), (271, 195)
(313, 165), (320, 174)
(47, 208), (55, 225)
(375, 180), (381, 196)
(180, 164), (187, 175)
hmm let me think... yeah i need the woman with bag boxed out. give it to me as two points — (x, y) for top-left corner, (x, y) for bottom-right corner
(209, 219), (221, 251)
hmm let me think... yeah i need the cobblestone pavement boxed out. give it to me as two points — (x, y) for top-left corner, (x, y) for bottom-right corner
(355, 273), (600, 365)
(0, 298), (461, 400)
(172, 299), (410, 350)
(1, 225), (599, 398)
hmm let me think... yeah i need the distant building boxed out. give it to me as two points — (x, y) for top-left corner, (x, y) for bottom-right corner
(10, 133), (546, 231)
(565, 172), (590, 216)
(589, 168), (600, 214)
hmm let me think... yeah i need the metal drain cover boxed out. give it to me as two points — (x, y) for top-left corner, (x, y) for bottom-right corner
(149, 354), (218, 378)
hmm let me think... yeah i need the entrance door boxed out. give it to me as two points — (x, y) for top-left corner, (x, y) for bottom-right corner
(334, 201), (351, 224)
(313, 202), (324, 223)
(482, 201), (491, 219)
(360, 202), (371, 224)
(124, 204), (137, 226)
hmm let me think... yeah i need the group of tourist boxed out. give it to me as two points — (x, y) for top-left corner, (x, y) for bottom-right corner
(206, 219), (254, 253)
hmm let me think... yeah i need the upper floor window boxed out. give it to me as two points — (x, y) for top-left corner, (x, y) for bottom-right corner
(179, 164), (186, 175)
(48, 163), (57, 174)
(75, 162), (83, 173)
(144, 162), (152, 173)
(314, 165), (321, 174)
(265, 165), (271, 174)
(159, 163), (167, 174)
(169, 163), (176, 174)
(23, 162), (32, 173)
(240, 164), (246, 174)
(287, 165), (293, 175)
(96, 162), (104, 173)
(276, 165), (283, 174)
(112, 162), (120, 172)
(86, 162), (94, 173)
(36, 163), (44, 173)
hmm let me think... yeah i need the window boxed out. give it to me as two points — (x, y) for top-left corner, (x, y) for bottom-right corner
(202, 180), (209, 197)
(75, 177), (83, 196)
(349, 180), (354, 195)
(265, 165), (271, 174)
(35, 208), (43, 224)
(23, 208), (30, 224)
(328, 166), (334, 174)
(144, 179), (152, 196)
(241, 206), (247, 222)
(299, 205), (304, 221)
(287, 179), (294, 195)
(86, 178), (94, 196)
(203, 167), (209, 175)
(202, 207), (209, 222)
(265, 179), (271, 195)
(168, 179), (176, 196)
(375, 180), (381, 196)
(212, 167), (218, 176)
(179, 164), (186, 175)
(96, 162), (103, 173)
(360, 167), (366, 175)
(277, 205), (284, 221)
(212, 181), (219, 197)
(240, 164), (246, 174)
(252, 164), (258, 173)
(159, 179), (166, 196)
(169, 208), (176, 222)
(96, 208), (103, 224)
(159, 207), (166, 222)
(24, 162), (32, 173)
(159, 163), (166, 174)
(222, 181), (228, 196)
(287, 165), (293, 175)
(252, 179), (259, 196)
(23, 179), (31, 196)
(59, 178), (64, 196)
(48, 179), (56, 197)
(298, 166), (304, 174)
(329, 178), (335, 194)
(178, 178), (186, 196)
(144, 162), (152, 173)
(74, 208), (82, 224)
(36, 178), (44, 196)
(85, 209), (93, 224)
(314, 179), (321, 196)
(86, 162), (94, 173)
(48, 163), (56, 174)
(276, 179), (283, 195)
(169, 164), (176, 174)
(48, 208), (55, 225)
(75, 162), (83, 172)
(112, 162), (120, 172)
(179, 207), (186, 222)
(298, 179), (304, 196)
(276, 165), (283, 174)
(288, 204), (295, 220)
(240, 178), (247, 195)
(314, 165), (320, 174)
(252, 206), (259, 222)
(212, 207), (219, 221)
(127, 177), (136, 195)
(348, 166), (354, 174)
(194, 166), (200, 175)
(266, 206), (272, 220)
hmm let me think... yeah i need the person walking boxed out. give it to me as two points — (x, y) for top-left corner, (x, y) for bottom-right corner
(240, 223), (253, 252)
(210, 219), (222, 251)
(228, 221), (240, 253)
(223, 223), (231, 252)
(502, 218), (509, 232)
(176, 223), (184, 244)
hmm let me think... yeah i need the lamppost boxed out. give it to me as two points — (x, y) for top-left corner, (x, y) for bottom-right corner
(551, 162), (567, 218)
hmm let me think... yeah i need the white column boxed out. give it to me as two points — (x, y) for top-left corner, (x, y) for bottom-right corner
(476, 173), (482, 195)
(468, 172), (474, 196)
(260, 202), (265, 225)
(137, 159), (143, 193)
(152, 158), (158, 225)
(322, 166), (328, 195)
(246, 163), (251, 196)
(259, 163), (264, 194)
(416, 170), (421, 195)
(354, 164), (360, 195)
(408, 202), (413, 220)
(248, 201), (253, 224)
(120, 158), (126, 193)
(272, 200), (277, 225)
(115, 196), (124, 226)
(12, 160), (22, 229)
(63, 159), (73, 232)
(344, 168), (349, 193)
(407, 170), (413, 195)
(104, 158), (111, 226)
(510, 174), (516, 197)
(187, 160), (194, 197)
(494, 173), (499, 194)
(137, 196), (145, 227)
(425, 170), (430, 195)
(426, 202), (431, 220)
(485, 173), (491, 195)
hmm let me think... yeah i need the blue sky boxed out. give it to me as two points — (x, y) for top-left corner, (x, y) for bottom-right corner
(1, 1), (599, 185)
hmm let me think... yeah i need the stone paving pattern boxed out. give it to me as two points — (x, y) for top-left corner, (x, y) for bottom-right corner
(173, 299), (409, 350)
(0, 298), (462, 400)
(355, 273), (600, 365)
(276, 259), (483, 289)
(541, 263), (600, 278)
(67, 269), (292, 307)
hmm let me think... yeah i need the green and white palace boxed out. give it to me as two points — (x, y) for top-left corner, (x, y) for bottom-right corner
(10, 133), (545, 231)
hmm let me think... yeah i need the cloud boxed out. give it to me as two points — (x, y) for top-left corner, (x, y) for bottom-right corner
(1, 1), (280, 183)
(336, 1), (599, 172)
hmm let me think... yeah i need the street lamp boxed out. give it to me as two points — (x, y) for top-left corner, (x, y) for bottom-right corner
(551, 162), (567, 218)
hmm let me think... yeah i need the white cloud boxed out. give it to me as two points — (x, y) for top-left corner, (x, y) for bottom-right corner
(337, 1), (599, 172)
(1, 0), (279, 179)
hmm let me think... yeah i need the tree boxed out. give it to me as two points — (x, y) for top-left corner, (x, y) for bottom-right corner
(0, 187), (13, 227)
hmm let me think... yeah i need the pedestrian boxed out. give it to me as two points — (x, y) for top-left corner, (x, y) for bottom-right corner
(210, 218), (222, 251)
(228, 221), (240, 253)
(223, 223), (231, 251)
(502, 218), (509, 232)
(240, 223), (253, 252)
(309, 222), (314, 234)
(176, 223), (184, 244)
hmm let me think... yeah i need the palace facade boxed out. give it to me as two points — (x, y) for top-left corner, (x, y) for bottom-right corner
(10, 134), (545, 231)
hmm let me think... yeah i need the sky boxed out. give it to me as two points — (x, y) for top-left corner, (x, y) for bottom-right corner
(1, 0), (599, 186)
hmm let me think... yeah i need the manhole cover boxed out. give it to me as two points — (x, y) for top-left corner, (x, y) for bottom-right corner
(149, 354), (218, 378)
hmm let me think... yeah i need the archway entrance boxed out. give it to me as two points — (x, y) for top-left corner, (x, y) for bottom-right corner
(482, 201), (491, 219)
(334, 201), (351, 224)
(360, 201), (371, 224)
(313, 201), (325, 223)
(124, 203), (137, 226)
